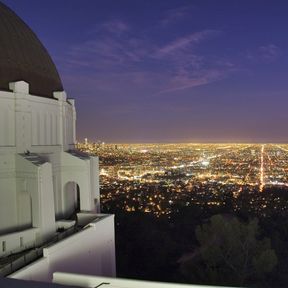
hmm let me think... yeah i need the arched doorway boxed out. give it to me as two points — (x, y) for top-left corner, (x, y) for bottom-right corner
(63, 181), (80, 218)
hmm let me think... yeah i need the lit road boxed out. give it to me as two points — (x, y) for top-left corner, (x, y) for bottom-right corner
(260, 145), (265, 192)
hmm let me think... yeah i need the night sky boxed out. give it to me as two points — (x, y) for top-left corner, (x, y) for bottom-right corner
(3, 0), (288, 143)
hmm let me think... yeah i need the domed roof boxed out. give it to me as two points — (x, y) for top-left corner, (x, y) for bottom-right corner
(0, 2), (63, 98)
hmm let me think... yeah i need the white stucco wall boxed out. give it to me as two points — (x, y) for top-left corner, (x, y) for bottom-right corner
(0, 153), (17, 233)
(14, 154), (56, 243)
(0, 82), (76, 240)
(0, 228), (39, 257)
(0, 91), (15, 147)
(0, 81), (75, 153)
(0, 81), (106, 271)
(38, 163), (56, 241)
(9, 215), (116, 282)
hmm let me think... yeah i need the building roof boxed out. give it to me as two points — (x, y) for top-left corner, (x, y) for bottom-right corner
(0, 2), (63, 98)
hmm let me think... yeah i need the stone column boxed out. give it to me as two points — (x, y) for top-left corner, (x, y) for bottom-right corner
(10, 81), (31, 153)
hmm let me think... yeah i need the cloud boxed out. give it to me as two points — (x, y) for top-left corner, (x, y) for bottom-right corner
(155, 69), (229, 95)
(155, 30), (220, 57)
(150, 30), (227, 94)
(87, 20), (130, 37)
(160, 5), (194, 26)
(258, 44), (281, 61)
(101, 20), (130, 35)
(65, 36), (148, 70)
(246, 44), (281, 63)
(58, 23), (230, 97)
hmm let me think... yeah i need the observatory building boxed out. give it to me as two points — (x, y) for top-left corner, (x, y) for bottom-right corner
(0, 1), (115, 282)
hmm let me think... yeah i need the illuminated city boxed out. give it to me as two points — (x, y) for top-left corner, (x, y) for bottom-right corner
(78, 141), (288, 218)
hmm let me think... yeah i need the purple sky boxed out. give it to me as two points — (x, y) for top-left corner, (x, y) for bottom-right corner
(3, 0), (288, 143)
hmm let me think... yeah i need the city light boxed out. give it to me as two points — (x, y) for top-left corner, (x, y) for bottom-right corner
(77, 142), (288, 217)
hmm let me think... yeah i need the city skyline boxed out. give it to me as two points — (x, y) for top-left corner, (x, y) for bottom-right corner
(78, 142), (288, 216)
(4, 0), (288, 142)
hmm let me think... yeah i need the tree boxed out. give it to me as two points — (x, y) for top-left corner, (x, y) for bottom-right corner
(180, 214), (277, 287)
